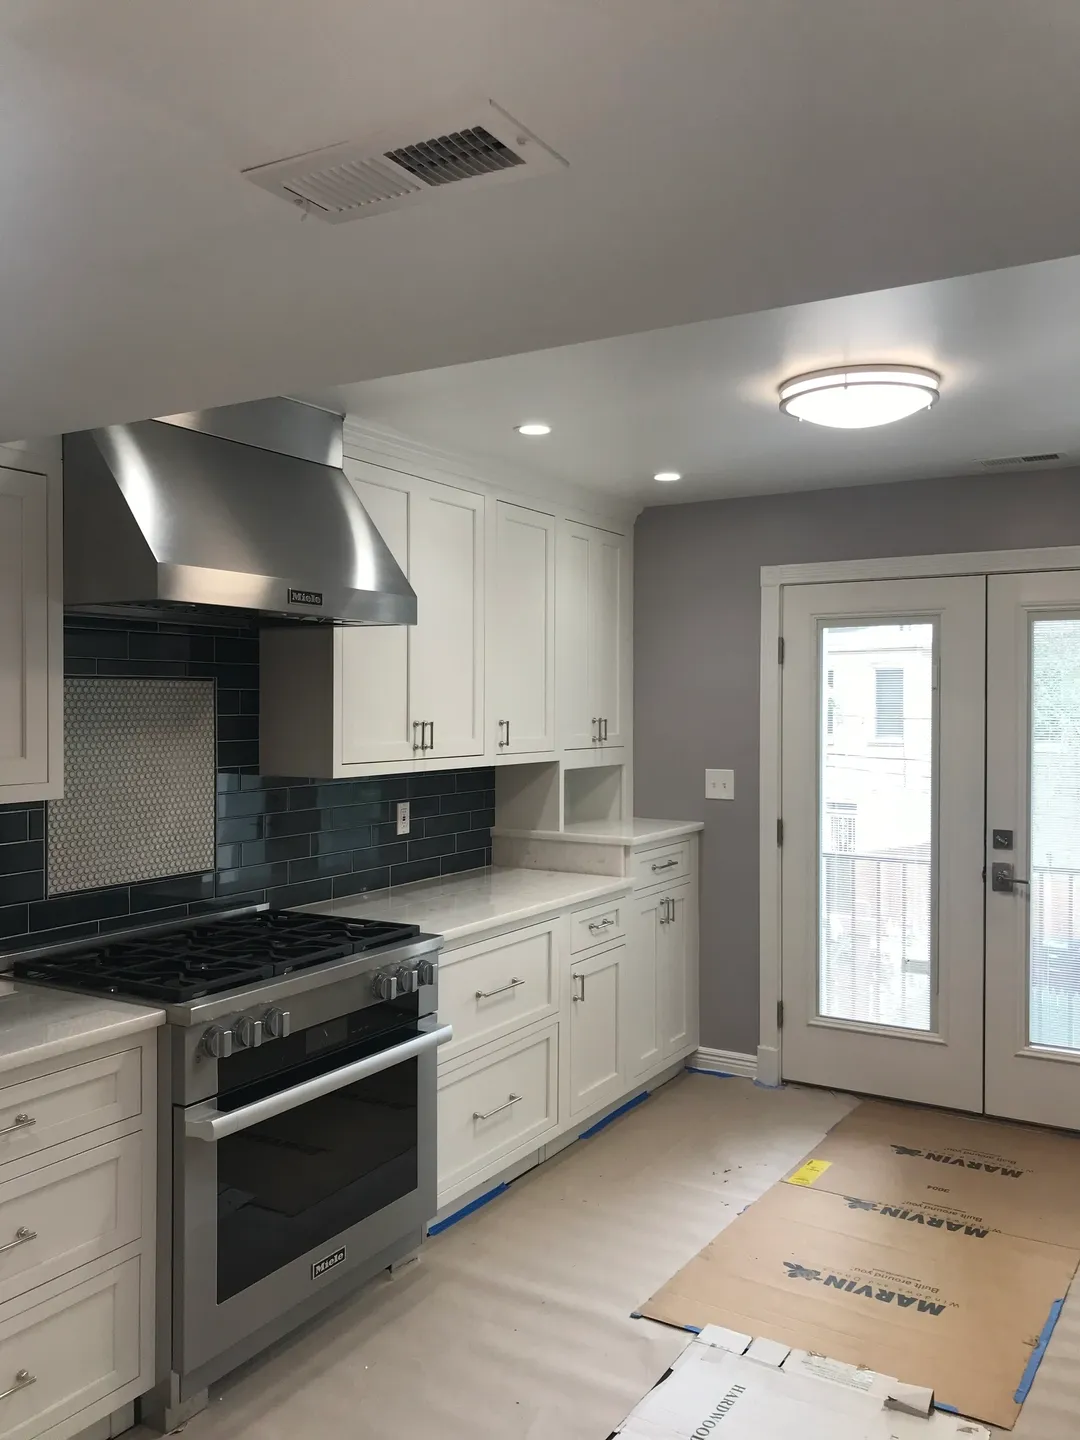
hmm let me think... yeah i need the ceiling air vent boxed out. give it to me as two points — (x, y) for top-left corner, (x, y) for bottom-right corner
(981, 453), (1062, 468)
(243, 101), (565, 223)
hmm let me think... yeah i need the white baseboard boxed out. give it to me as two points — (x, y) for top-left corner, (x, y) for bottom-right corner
(688, 1046), (757, 1079)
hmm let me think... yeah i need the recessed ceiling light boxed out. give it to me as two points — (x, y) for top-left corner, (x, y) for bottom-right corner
(515, 422), (551, 436)
(778, 365), (940, 429)
(653, 471), (682, 482)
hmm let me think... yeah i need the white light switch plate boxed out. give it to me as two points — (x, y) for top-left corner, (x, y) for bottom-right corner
(705, 768), (734, 801)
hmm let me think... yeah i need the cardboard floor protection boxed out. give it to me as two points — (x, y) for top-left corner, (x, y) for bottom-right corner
(614, 1324), (991, 1440)
(639, 1102), (1080, 1430)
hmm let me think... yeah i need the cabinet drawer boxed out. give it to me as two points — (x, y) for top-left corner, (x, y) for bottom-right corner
(0, 1256), (140, 1440)
(0, 1135), (141, 1307)
(632, 841), (691, 891)
(438, 1024), (558, 1191)
(0, 1051), (141, 1171)
(439, 925), (557, 1060)
(569, 897), (628, 953)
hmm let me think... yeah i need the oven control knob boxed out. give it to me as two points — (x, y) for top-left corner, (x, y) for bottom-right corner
(372, 970), (399, 1002)
(416, 958), (437, 987)
(264, 1008), (291, 1040)
(394, 965), (420, 995)
(235, 1016), (264, 1049)
(201, 1025), (233, 1060)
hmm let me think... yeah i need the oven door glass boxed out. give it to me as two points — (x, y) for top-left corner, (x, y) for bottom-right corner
(215, 1021), (419, 1302)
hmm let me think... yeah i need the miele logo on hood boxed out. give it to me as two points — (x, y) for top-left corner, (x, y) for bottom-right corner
(288, 589), (324, 608)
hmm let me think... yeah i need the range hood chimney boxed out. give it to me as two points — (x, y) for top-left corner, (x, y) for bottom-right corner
(63, 397), (416, 626)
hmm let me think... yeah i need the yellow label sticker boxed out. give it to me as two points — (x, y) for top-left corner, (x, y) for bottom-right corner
(787, 1158), (832, 1188)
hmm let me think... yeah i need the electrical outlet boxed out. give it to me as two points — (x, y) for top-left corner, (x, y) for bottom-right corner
(396, 801), (411, 836)
(705, 768), (735, 801)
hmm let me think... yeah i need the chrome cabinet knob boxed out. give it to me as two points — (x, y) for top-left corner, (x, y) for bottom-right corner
(264, 1007), (291, 1040)
(235, 1016), (264, 1049)
(201, 1025), (233, 1060)
(372, 970), (399, 1002)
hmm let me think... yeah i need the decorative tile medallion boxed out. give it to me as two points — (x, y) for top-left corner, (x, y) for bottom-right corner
(48, 678), (215, 895)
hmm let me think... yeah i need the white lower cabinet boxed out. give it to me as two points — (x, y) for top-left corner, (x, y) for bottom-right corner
(0, 1034), (157, 1440)
(0, 1256), (140, 1440)
(631, 882), (697, 1075)
(435, 873), (699, 1212)
(567, 944), (626, 1120)
(437, 1023), (560, 1196)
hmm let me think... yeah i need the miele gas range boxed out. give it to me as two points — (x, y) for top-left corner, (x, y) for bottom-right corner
(12, 907), (449, 1429)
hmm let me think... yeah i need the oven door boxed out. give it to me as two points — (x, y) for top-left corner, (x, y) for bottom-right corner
(174, 1013), (450, 1382)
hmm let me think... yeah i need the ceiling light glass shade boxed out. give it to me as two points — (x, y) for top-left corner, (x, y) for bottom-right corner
(515, 422), (551, 436)
(778, 365), (940, 429)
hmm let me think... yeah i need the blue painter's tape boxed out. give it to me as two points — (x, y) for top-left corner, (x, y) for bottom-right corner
(935, 1403), (958, 1414)
(752, 1079), (784, 1089)
(427, 1183), (509, 1237)
(579, 1090), (648, 1139)
(685, 1066), (736, 1078)
(1014, 1297), (1065, 1403)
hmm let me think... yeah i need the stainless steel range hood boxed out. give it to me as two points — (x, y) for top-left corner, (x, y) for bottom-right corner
(63, 397), (416, 625)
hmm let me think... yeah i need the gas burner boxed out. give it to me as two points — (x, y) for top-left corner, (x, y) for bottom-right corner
(11, 911), (421, 1005)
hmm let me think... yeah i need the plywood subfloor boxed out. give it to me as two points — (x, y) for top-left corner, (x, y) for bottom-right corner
(156, 1076), (1080, 1440)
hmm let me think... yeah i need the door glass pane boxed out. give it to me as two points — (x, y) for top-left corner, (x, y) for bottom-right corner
(818, 622), (935, 1030)
(1029, 618), (1080, 1049)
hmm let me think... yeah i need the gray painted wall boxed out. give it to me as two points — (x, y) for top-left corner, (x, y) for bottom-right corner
(633, 464), (1080, 1056)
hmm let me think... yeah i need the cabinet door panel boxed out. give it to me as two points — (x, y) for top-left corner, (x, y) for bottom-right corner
(558, 523), (594, 749)
(661, 888), (692, 1058)
(568, 945), (626, 1118)
(411, 484), (485, 759)
(0, 470), (49, 787)
(630, 896), (663, 1077)
(494, 502), (555, 755)
(590, 528), (626, 747)
(339, 468), (414, 765)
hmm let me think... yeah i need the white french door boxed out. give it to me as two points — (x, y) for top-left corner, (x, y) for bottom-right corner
(985, 572), (1080, 1128)
(779, 577), (987, 1111)
(780, 565), (1080, 1126)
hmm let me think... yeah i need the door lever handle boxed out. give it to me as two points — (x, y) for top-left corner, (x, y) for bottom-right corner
(991, 862), (1030, 893)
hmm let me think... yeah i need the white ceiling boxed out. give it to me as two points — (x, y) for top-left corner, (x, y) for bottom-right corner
(313, 253), (1080, 503)
(6, 1), (1080, 440)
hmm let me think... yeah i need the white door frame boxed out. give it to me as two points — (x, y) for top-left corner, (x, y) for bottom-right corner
(758, 543), (1080, 1087)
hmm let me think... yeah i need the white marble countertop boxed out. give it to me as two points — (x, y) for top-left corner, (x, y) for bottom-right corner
(0, 981), (164, 1077)
(493, 817), (705, 847)
(304, 866), (632, 947)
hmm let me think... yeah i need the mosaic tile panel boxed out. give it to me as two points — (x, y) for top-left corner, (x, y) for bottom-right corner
(47, 678), (215, 895)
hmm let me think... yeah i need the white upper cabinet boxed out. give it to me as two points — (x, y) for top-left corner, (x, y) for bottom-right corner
(491, 501), (555, 756)
(0, 464), (61, 799)
(338, 468), (414, 766)
(558, 521), (630, 750)
(260, 461), (486, 776)
(409, 479), (486, 760)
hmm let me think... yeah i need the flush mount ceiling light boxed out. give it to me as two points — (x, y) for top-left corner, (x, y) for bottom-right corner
(515, 422), (551, 436)
(653, 471), (682, 482)
(778, 364), (940, 429)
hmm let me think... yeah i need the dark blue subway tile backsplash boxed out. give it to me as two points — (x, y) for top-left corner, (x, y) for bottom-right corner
(0, 616), (493, 954)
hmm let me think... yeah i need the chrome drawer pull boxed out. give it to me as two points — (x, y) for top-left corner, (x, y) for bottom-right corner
(473, 1094), (521, 1121)
(475, 977), (525, 1000)
(0, 1115), (35, 1137)
(587, 918), (615, 933)
(0, 1370), (35, 1401)
(651, 858), (679, 872)
(0, 1228), (36, 1255)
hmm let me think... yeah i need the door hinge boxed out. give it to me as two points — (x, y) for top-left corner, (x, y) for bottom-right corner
(777, 635), (785, 665)
(776, 817), (784, 846)
(776, 999), (784, 1030)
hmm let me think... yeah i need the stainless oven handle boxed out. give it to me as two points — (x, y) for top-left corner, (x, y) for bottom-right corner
(183, 1020), (454, 1142)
